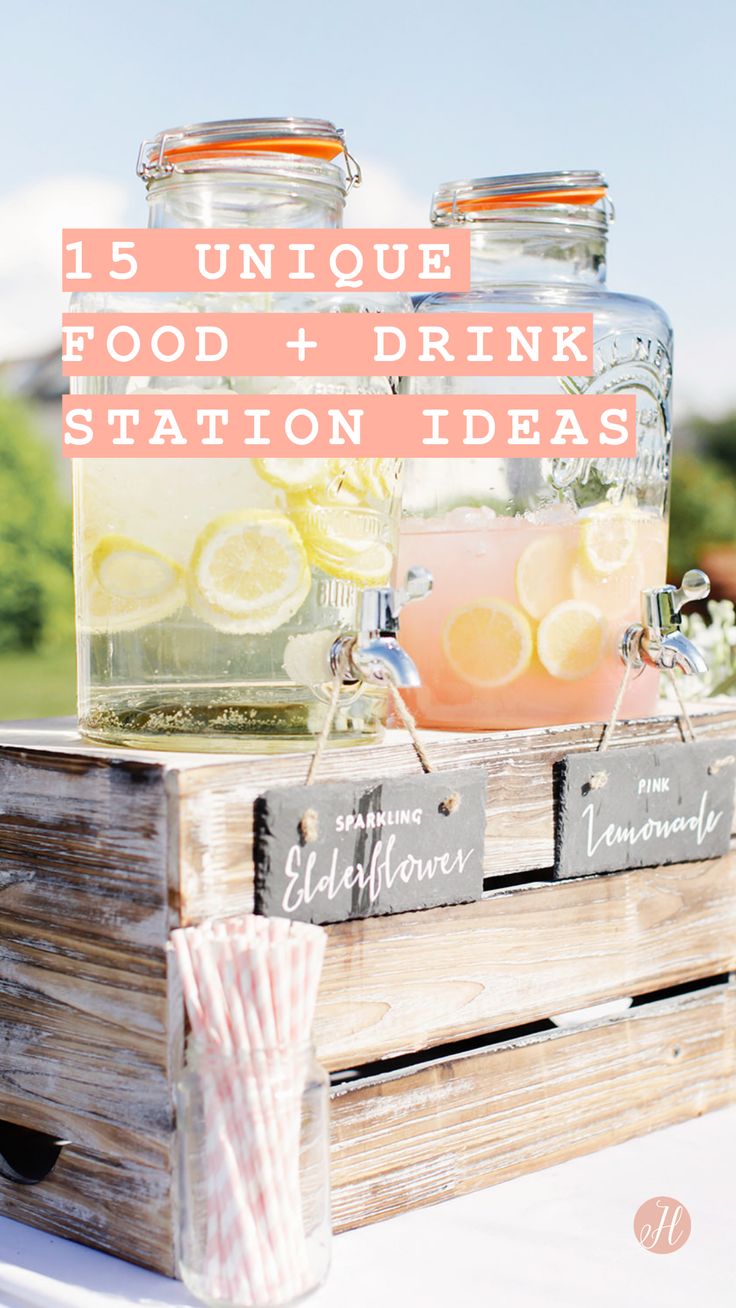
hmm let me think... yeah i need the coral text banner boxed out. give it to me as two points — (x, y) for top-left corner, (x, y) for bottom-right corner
(62, 313), (594, 378)
(62, 394), (637, 458)
(62, 229), (471, 293)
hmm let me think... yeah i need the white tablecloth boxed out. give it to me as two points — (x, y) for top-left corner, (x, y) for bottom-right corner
(1, 1108), (734, 1308)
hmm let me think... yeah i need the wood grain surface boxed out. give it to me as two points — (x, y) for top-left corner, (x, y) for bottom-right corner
(3, 705), (735, 921)
(0, 712), (734, 1274)
(0, 1142), (174, 1275)
(315, 852), (736, 1070)
(0, 745), (180, 1274)
(174, 701), (736, 914)
(330, 983), (736, 1232)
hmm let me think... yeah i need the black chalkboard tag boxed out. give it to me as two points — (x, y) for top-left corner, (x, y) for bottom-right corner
(554, 739), (736, 879)
(253, 767), (486, 925)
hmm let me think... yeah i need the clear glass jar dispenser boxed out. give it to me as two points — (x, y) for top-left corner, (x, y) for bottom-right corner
(398, 171), (672, 730)
(71, 118), (410, 752)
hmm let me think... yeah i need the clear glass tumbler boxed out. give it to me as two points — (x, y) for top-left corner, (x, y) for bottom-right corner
(176, 1043), (331, 1308)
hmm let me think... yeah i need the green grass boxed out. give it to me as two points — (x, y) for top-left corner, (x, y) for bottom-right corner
(0, 643), (76, 722)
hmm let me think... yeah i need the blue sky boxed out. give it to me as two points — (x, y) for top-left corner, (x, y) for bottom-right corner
(2, 0), (735, 414)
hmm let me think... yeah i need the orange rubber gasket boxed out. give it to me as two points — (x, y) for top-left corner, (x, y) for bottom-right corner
(436, 187), (607, 213)
(163, 137), (344, 164)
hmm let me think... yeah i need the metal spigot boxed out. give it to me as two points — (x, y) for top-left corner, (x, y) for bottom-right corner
(330, 566), (433, 688)
(620, 569), (710, 676)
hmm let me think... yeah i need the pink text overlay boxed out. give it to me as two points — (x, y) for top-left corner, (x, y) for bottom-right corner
(63, 394), (636, 458)
(62, 229), (471, 294)
(62, 312), (594, 378)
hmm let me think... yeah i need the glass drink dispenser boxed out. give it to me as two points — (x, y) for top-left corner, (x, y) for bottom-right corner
(71, 119), (414, 752)
(398, 171), (672, 730)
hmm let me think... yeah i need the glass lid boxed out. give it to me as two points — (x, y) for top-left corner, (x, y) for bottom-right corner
(431, 170), (611, 225)
(137, 117), (360, 189)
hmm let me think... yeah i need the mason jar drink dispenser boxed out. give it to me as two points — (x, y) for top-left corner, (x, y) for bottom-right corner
(71, 119), (419, 752)
(398, 171), (672, 730)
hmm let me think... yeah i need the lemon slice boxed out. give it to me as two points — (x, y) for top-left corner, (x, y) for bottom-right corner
(190, 510), (310, 633)
(309, 537), (394, 584)
(571, 556), (644, 620)
(189, 586), (302, 635)
(80, 535), (185, 633)
(253, 459), (332, 493)
(516, 535), (576, 619)
(291, 498), (394, 583)
(537, 600), (607, 681)
(580, 509), (637, 576)
(442, 598), (533, 688)
(324, 458), (401, 504)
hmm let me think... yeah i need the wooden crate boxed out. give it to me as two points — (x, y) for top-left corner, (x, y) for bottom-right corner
(0, 705), (734, 1274)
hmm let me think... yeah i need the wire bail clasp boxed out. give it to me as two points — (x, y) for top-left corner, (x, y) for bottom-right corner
(343, 145), (362, 194)
(136, 133), (182, 181)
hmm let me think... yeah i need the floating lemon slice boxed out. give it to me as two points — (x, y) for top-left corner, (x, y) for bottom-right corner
(253, 459), (333, 493)
(188, 586), (301, 636)
(571, 556), (644, 619)
(516, 534), (576, 620)
(579, 508), (637, 576)
(537, 600), (607, 681)
(81, 535), (185, 633)
(442, 598), (533, 688)
(291, 498), (394, 584)
(308, 536), (394, 585)
(190, 510), (310, 633)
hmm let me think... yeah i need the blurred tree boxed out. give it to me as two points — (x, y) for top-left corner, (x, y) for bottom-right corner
(0, 395), (73, 653)
(668, 451), (736, 581)
(688, 411), (736, 475)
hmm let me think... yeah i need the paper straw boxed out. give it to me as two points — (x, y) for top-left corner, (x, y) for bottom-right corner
(171, 914), (327, 1306)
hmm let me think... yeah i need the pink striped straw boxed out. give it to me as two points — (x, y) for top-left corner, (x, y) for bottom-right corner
(170, 914), (327, 1306)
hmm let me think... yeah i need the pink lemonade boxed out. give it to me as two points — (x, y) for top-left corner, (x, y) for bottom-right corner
(397, 507), (669, 730)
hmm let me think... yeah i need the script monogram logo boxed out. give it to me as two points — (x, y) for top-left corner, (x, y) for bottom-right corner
(633, 1197), (692, 1254)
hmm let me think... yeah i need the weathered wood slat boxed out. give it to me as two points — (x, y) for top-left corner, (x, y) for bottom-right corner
(0, 734), (180, 1276)
(0, 1144), (174, 1276)
(0, 1087), (171, 1169)
(0, 988), (171, 1138)
(0, 749), (170, 951)
(315, 853), (736, 1070)
(330, 984), (736, 1232)
(0, 712), (735, 1276)
(3, 705), (736, 923)
(174, 700), (736, 914)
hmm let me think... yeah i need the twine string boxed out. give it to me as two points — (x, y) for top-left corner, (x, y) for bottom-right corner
(303, 672), (466, 826)
(597, 661), (634, 753)
(387, 682), (434, 775)
(304, 674), (343, 787)
(664, 667), (697, 743)
(593, 657), (703, 790)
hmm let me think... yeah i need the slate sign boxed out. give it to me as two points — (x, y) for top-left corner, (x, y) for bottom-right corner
(554, 739), (736, 879)
(253, 767), (486, 925)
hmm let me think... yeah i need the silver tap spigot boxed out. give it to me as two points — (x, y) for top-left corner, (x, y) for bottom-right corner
(330, 566), (433, 689)
(620, 569), (710, 676)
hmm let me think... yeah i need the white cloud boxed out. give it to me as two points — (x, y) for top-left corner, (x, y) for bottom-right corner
(0, 177), (130, 360)
(344, 159), (428, 228)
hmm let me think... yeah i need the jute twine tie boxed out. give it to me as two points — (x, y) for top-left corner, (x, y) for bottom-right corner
(300, 673), (460, 841)
(589, 661), (729, 792)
